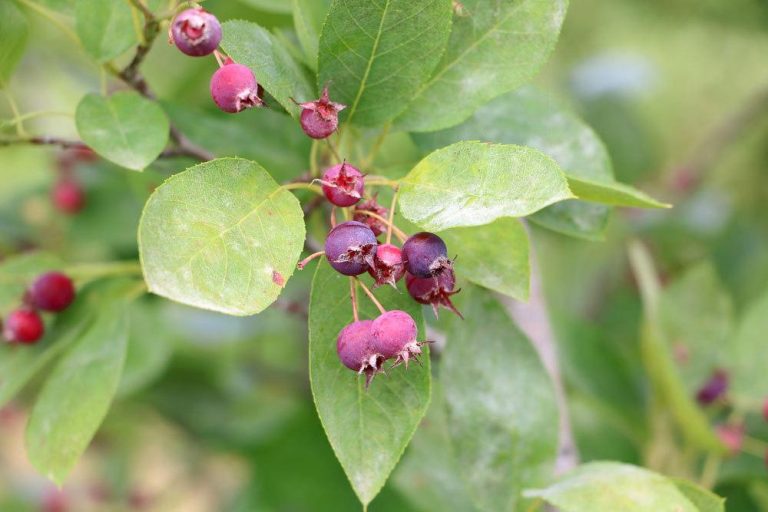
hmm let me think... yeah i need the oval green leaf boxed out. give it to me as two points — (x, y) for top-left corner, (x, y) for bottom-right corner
(439, 218), (530, 300)
(0, 1), (29, 85)
(524, 462), (720, 512)
(25, 280), (136, 485)
(396, 0), (568, 132)
(75, 0), (137, 62)
(138, 158), (305, 316)
(75, 91), (169, 171)
(317, 0), (453, 126)
(309, 263), (430, 506)
(442, 286), (559, 511)
(398, 141), (572, 231)
(729, 288), (768, 398)
(413, 86), (615, 240)
(569, 176), (670, 209)
(221, 20), (315, 118)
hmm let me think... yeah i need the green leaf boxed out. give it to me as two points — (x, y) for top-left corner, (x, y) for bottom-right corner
(35, 0), (75, 15)
(569, 176), (670, 209)
(412, 86), (614, 240)
(439, 218), (529, 300)
(398, 141), (572, 231)
(221, 20), (315, 118)
(308, 263), (430, 506)
(118, 300), (173, 396)
(393, 384), (479, 512)
(74, 0), (137, 62)
(729, 288), (768, 399)
(317, 0), (453, 126)
(75, 91), (169, 171)
(138, 158), (305, 316)
(396, 0), (568, 132)
(0, 1), (29, 85)
(163, 102), (310, 183)
(442, 286), (558, 511)
(671, 479), (726, 512)
(525, 462), (717, 512)
(238, 0), (293, 13)
(292, 0), (330, 71)
(25, 280), (135, 484)
(659, 263), (734, 395)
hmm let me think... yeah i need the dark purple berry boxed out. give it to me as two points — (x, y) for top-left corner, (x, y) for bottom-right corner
(353, 196), (388, 237)
(52, 179), (85, 214)
(170, 8), (222, 57)
(3, 308), (44, 344)
(402, 232), (452, 278)
(210, 60), (264, 113)
(696, 369), (728, 405)
(321, 162), (364, 207)
(324, 221), (377, 276)
(371, 310), (424, 368)
(368, 244), (405, 288)
(337, 320), (383, 387)
(296, 86), (346, 139)
(406, 269), (462, 319)
(28, 272), (76, 312)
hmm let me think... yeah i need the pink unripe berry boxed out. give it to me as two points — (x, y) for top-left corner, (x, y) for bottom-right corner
(337, 320), (383, 387)
(405, 269), (463, 319)
(52, 180), (85, 214)
(3, 308), (44, 344)
(371, 310), (423, 368)
(210, 60), (264, 113)
(321, 162), (364, 207)
(715, 423), (744, 455)
(763, 398), (768, 423)
(353, 196), (388, 237)
(171, 8), (222, 57)
(368, 244), (405, 288)
(324, 221), (378, 276)
(28, 272), (76, 312)
(402, 232), (452, 278)
(296, 86), (346, 139)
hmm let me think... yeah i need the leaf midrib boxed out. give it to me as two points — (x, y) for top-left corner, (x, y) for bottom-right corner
(345, 0), (391, 124)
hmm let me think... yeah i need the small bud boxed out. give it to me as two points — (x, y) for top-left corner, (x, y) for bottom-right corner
(695, 369), (728, 405)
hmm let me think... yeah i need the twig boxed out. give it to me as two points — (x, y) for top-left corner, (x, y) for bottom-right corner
(355, 278), (386, 314)
(350, 278), (359, 322)
(0, 136), (87, 150)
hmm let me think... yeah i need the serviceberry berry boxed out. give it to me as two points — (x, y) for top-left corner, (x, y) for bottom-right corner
(321, 162), (364, 207)
(337, 320), (383, 387)
(402, 232), (452, 278)
(406, 268), (462, 318)
(296, 86), (346, 139)
(52, 179), (85, 214)
(696, 369), (728, 405)
(28, 272), (76, 312)
(324, 221), (378, 276)
(3, 308), (44, 344)
(210, 60), (264, 113)
(353, 196), (388, 237)
(716, 423), (744, 454)
(370, 310), (424, 368)
(170, 8), (222, 57)
(368, 244), (405, 288)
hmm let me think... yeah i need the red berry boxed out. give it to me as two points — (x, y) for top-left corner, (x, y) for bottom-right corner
(210, 60), (264, 113)
(370, 310), (423, 368)
(337, 320), (383, 387)
(28, 272), (76, 312)
(368, 244), (405, 288)
(715, 423), (744, 454)
(3, 308), (44, 344)
(695, 369), (728, 405)
(296, 86), (346, 139)
(405, 269), (462, 319)
(52, 180), (85, 214)
(321, 162), (364, 207)
(402, 232), (452, 278)
(762, 398), (768, 423)
(170, 8), (222, 57)
(353, 196), (388, 237)
(324, 221), (378, 276)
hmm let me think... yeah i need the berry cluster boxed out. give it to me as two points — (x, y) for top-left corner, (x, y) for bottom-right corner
(298, 158), (462, 385)
(2, 272), (76, 344)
